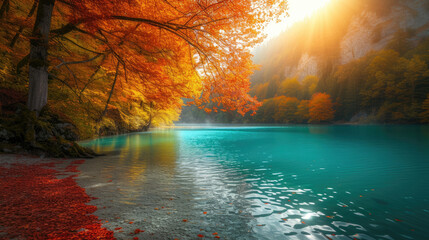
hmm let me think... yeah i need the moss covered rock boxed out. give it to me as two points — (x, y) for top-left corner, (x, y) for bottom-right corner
(0, 105), (97, 158)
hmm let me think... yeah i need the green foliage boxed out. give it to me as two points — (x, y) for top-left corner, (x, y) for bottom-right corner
(295, 100), (310, 123)
(301, 76), (319, 99)
(279, 78), (302, 99)
(386, 30), (412, 55)
(274, 97), (300, 123)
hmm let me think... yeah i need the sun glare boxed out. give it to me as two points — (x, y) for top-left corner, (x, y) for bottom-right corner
(265, 0), (331, 40)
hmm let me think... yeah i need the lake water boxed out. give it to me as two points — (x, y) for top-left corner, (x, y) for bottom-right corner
(80, 125), (429, 239)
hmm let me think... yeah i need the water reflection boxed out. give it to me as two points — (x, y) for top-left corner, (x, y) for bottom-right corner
(79, 126), (429, 239)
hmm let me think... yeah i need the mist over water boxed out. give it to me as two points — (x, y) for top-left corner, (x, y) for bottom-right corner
(80, 125), (429, 239)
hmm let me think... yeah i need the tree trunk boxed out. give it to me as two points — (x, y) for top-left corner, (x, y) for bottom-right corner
(27, 0), (55, 113)
(0, 0), (10, 19)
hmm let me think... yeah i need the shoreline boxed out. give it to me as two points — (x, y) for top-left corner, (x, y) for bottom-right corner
(0, 154), (142, 240)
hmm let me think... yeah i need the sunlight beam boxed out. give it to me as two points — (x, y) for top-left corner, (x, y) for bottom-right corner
(265, 0), (331, 40)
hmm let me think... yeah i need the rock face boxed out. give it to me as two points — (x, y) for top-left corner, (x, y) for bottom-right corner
(284, 53), (319, 80)
(285, 1), (429, 80)
(340, 1), (429, 64)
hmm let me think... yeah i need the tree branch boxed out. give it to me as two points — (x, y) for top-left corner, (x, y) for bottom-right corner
(54, 53), (102, 69)
(9, 0), (38, 48)
(97, 60), (120, 122)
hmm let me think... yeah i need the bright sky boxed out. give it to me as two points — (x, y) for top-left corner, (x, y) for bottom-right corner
(264, 0), (331, 40)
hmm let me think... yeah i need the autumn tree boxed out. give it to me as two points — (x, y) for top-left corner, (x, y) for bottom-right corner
(273, 96), (299, 123)
(2, 0), (288, 119)
(255, 98), (277, 123)
(301, 75), (318, 99)
(279, 77), (302, 98)
(309, 92), (335, 123)
(295, 100), (310, 123)
(420, 94), (429, 123)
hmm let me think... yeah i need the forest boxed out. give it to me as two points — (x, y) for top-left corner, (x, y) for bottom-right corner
(0, 0), (286, 156)
(180, 0), (429, 124)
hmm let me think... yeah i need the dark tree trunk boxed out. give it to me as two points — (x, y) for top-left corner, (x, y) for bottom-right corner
(27, 0), (55, 113)
(0, 0), (10, 19)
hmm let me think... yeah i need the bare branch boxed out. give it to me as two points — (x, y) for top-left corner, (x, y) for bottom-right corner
(54, 53), (102, 69)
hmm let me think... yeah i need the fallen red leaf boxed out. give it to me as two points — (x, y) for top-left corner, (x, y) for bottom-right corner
(0, 161), (115, 239)
(203, 211), (207, 214)
(212, 232), (218, 235)
(182, 219), (188, 222)
(114, 227), (122, 230)
(134, 228), (144, 234)
(215, 236), (220, 239)
(197, 234), (204, 238)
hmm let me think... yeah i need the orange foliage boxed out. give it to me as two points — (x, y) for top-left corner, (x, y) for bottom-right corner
(0, 0), (287, 135)
(52, 0), (286, 115)
(309, 93), (335, 123)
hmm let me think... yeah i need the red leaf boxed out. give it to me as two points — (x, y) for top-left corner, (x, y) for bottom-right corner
(0, 162), (115, 239)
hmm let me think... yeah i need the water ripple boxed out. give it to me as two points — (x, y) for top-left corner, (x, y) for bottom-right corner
(79, 126), (429, 239)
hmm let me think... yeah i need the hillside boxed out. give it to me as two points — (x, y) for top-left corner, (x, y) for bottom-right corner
(179, 0), (429, 124)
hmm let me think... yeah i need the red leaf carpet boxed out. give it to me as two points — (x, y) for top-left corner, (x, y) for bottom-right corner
(0, 160), (115, 239)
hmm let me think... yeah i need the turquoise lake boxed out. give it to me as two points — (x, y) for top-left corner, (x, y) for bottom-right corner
(80, 125), (429, 239)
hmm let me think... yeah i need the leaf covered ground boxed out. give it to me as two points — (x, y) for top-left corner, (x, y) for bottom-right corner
(0, 155), (115, 239)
